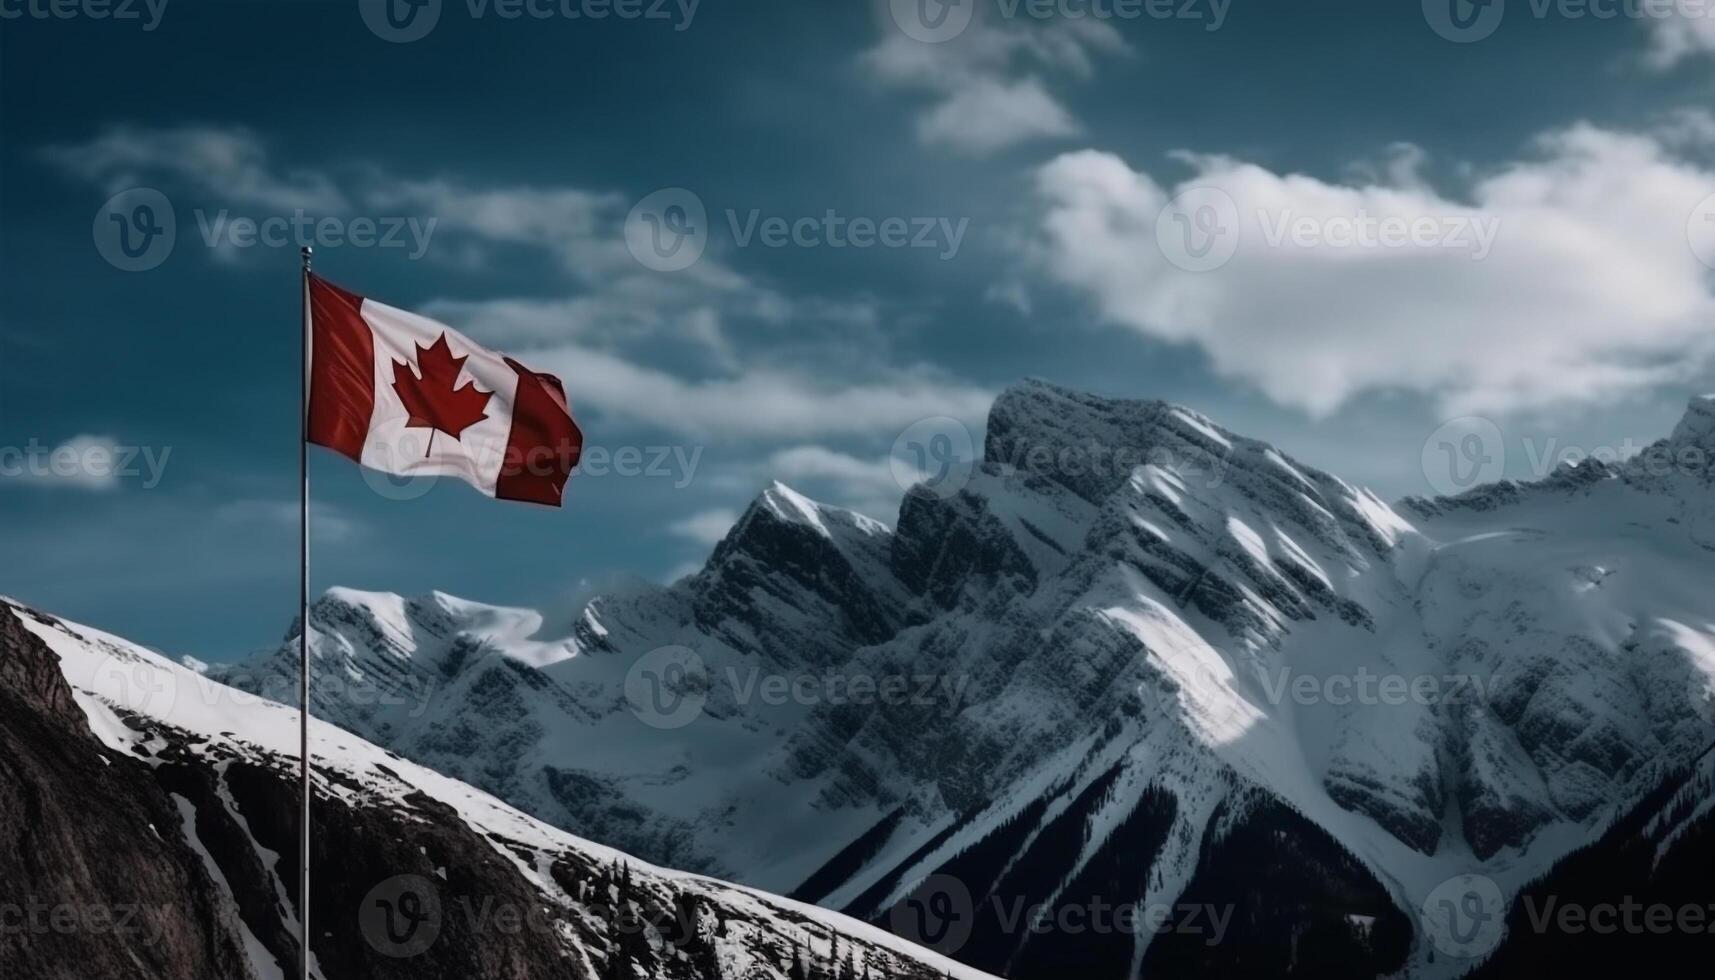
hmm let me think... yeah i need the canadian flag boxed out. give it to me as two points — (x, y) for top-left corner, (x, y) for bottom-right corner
(305, 273), (582, 506)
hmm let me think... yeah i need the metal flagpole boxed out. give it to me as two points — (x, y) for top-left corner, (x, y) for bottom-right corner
(298, 244), (313, 980)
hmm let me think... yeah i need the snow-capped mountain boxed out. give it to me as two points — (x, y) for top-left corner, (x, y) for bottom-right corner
(0, 598), (999, 980)
(205, 380), (1715, 978)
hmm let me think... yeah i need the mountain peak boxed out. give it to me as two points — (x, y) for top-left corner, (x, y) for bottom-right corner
(1669, 393), (1715, 451)
(759, 480), (834, 536)
(732, 481), (890, 541)
(985, 380), (1240, 502)
(701, 482), (894, 581)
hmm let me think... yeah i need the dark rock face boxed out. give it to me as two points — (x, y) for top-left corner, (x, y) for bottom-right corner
(838, 752), (1409, 980)
(1467, 747), (1715, 977)
(0, 608), (253, 980)
(1324, 765), (1445, 856)
(1141, 795), (1412, 980)
(891, 483), (1040, 612)
(691, 485), (915, 668)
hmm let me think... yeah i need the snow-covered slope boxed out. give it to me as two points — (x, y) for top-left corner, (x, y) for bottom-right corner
(206, 380), (1715, 979)
(0, 597), (1000, 980)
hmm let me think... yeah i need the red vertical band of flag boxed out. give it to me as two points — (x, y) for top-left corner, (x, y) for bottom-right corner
(497, 358), (583, 506)
(307, 274), (374, 463)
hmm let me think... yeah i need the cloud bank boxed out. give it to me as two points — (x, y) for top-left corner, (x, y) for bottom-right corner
(1029, 123), (1715, 417)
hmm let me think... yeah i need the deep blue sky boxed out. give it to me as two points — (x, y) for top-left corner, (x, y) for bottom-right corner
(4, 0), (1714, 659)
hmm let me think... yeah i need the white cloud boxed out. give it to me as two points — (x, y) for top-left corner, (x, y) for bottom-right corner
(915, 76), (1080, 154)
(213, 499), (364, 544)
(862, 14), (1126, 155)
(365, 178), (694, 282)
(43, 125), (347, 212)
(765, 445), (905, 518)
(421, 283), (879, 373)
(1646, 2), (1715, 67)
(0, 435), (124, 491)
(1651, 107), (1715, 149)
(768, 445), (898, 492)
(1028, 123), (1715, 417)
(667, 508), (740, 546)
(529, 343), (994, 440)
(985, 280), (1034, 315)
(45, 124), (995, 451)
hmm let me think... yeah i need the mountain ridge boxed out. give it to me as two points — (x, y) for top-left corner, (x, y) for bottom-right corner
(0, 596), (1003, 980)
(195, 380), (1715, 978)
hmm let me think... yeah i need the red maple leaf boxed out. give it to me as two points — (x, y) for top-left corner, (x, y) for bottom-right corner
(392, 333), (493, 456)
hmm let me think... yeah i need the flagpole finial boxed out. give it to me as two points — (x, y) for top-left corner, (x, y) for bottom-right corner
(300, 245), (313, 271)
